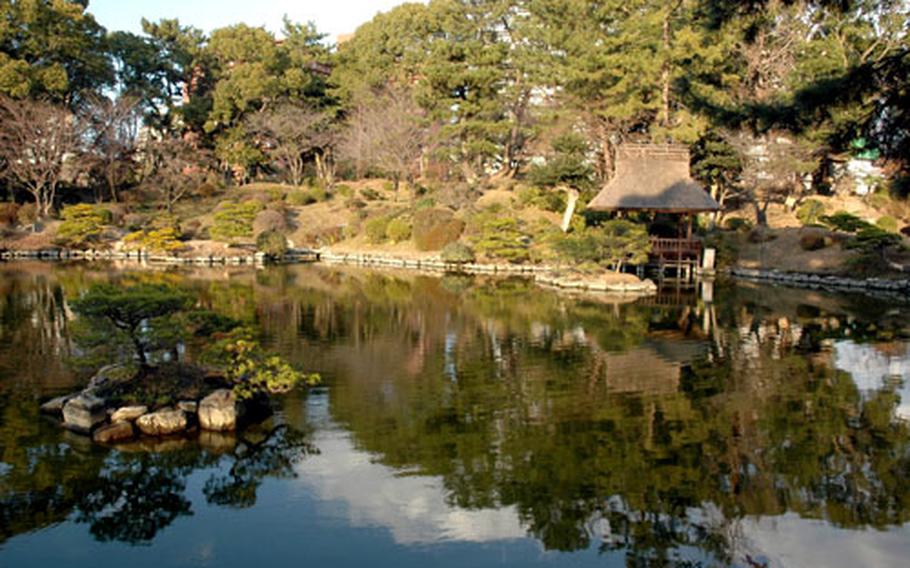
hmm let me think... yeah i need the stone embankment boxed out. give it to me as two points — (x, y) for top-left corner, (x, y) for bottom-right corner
(730, 267), (910, 294)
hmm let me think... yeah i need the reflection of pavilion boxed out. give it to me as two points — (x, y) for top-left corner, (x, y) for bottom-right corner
(600, 333), (707, 396)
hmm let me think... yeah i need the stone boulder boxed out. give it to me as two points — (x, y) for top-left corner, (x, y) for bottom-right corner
(136, 409), (188, 437)
(199, 389), (243, 431)
(93, 421), (135, 444)
(40, 394), (74, 415)
(110, 405), (148, 423)
(63, 393), (107, 433)
(177, 400), (198, 414)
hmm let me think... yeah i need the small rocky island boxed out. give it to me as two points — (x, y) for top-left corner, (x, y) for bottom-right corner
(40, 282), (319, 445)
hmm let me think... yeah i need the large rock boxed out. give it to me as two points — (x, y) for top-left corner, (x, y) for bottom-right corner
(198, 389), (243, 431)
(62, 393), (107, 433)
(135, 409), (188, 437)
(93, 421), (135, 444)
(110, 405), (148, 423)
(40, 394), (74, 415)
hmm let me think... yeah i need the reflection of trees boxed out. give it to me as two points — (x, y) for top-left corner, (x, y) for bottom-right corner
(204, 425), (318, 508)
(0, 419), (315, 545)
(283, 270), (910, 561)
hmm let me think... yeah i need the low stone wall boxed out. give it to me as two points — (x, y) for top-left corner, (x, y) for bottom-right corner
(535, 274), (658, 295)
(318, 251), (553, 275)
(730, 267), (910, 294)
(0, 248), (319, 266)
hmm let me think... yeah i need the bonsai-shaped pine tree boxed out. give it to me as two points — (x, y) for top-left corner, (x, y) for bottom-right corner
(71, 283), (192, 368)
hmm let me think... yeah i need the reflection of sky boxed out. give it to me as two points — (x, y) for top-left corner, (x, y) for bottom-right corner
(834, 340), (910, 419)
(294, 394), (910, 567)
(736, 514), (910, 568)
(295, 394), (526, 545)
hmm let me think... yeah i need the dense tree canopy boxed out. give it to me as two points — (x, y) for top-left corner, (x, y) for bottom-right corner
(0, 0), (906, 213)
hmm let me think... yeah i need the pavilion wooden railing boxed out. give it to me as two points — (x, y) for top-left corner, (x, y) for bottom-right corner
(649, 237), (702, 261)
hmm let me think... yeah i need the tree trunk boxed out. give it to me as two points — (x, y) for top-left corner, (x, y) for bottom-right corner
(560, 187), (580, 233)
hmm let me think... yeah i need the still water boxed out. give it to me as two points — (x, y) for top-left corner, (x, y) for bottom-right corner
(1, 262), (910, 568)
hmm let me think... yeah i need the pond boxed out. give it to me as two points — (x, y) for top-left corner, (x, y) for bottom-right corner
(1, 262), (910, 567)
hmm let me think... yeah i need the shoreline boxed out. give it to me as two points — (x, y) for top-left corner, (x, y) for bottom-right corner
(3, 246), (909, 297)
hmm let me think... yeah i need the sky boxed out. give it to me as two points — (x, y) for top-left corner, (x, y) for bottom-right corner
(86, 0), (414, 42)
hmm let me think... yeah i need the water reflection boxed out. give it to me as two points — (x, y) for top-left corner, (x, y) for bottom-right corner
(1, 263), (910, 567)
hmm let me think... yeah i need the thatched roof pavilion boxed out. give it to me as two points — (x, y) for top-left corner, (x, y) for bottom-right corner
(588, 144), (720, 214)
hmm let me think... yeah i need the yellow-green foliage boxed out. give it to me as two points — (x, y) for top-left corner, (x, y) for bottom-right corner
(796, 199), (825, 226)
(211, 200), (264, 242)
(286, 187), (328, 206)
(365, 216), (391, 243)
(385, 217), (412, 243)
(123, 227), (185, 254)
(472, 214), (530, 263)
(56, 204), (112, 248)
(876, 215), (898, 233)
(205, 328), (320, 399)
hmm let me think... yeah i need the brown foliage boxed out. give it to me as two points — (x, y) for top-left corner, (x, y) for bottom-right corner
(413, 208), (465, 251)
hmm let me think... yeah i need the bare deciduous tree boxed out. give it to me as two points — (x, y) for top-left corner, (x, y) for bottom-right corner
(339, 87), (428, 194)
(0, 96), (88, 218)
(245, 103), (336, 187)
(85, 95), (141, 203)
(143, 136), (213, 213)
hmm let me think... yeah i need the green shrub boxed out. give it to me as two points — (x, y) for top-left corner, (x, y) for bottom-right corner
(440, 242), (475, 264)
(876, 215), (899, 233)
(552, 219), (650, 271)
(413, 208), (465, 251)
(846, 227), (901, 254)
(253, 209), (287, 235)
(256, 230), (288, 258)
(56, 204), (112, 248)
(414, 197), (436, 211)
(335, 184), (354, 199)
(382, 181), (396, 193)
(365, 216), (391, 244)
(724, 217), (753, 232)
(0, 202), (19, 226)
(308, 186), (327, 202)
(799, 232), (828, 251)
(473, 216), (530, 263)
(287, 191), (316, 206)
(516, 187), (566, 213)
(361, 188), (383, 201)
(821, 211), (873, 233)
(16, 203), (38, 228)
(386, 218), (412, 243)
(796, 199), (825, 226)
(211, 200), (264, 242)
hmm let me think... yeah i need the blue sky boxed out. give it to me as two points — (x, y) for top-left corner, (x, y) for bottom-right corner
(87, 0), (414, 41)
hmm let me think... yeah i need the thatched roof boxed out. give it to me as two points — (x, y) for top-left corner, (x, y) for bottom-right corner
(588, 144), (720, 213)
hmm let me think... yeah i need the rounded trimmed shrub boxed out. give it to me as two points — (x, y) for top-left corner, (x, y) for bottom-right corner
(440, 242), (475, 264)
(365, 216), (391, 244)
(876, 215), (898, 233)
(256, 230), (288, 258)
(796, 199), (825, 226)
(386, 218), (412, 243)
(413, 208), (465, 251)
(253, 209), (287, 236)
